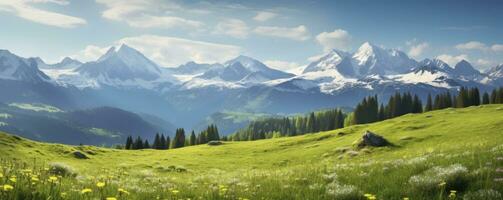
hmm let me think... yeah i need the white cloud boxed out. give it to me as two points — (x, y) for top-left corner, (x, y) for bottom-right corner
(264, 60), (301, 71)
(475, 58), (495, 68)
(72, 35), (242, 67)
(254, 25), (310, 41)
(436, 54), (469, 67)
(96, 0), (203, 29)
(253, 11), (277, 22)
(455, 41), (488, 51)
(119, 35), (242, 67)
(213, 19), (249, 39)
(0, 0), (86, 28)
(491, 44), (503, 52)
(315, 29), (351, 51)
(71, 45), (111, 62)
(408, 42), (429, 58)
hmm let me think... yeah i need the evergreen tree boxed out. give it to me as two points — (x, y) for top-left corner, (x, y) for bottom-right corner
(189, 130), (196, 146)
(125, 136), (133, 150)
(482, 92), (490, 104)
(143, 139), (150, 149)
(172, 128), (186, 149)
(133, 136), (143, 150)
(153, 133), (160, 149)
(159, 134), (167, 149)
(425, 94), (433, 112)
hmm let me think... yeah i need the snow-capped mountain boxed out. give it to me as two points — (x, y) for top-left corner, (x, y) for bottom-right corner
(452, 60), (482, 78)
(418, 58), (454, 74)
(77, 44), (162, 81)
(0, 49), (50, 82)
(351, 42), (418, 76)
(487, 64), (503, 78)
(169, 61), (221, 75)
(37, 57), (82, 69)
(190, 55), (294, 88)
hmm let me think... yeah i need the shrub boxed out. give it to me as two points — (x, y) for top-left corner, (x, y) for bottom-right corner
(207, 141), (223, 146)
(408, 164), (469, 194)
(325, 182), (363, 200)
(463, 189), (502, 200)
(49, 162), (77, 177)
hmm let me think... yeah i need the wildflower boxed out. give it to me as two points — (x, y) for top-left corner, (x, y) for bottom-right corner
(118, 188), (130, 195)
(9, 177), (16, 183)
(61, 192), (67, 198)
(31, 176), (39, 182)
(438, 181), (446, 187)
(3, 184), (14, 191)
(171, 189), (180, 195)
(449, 190), (457, 199)
(48, 176), (58, 183)
(81, 188), (92, 194)
(96, 182), (106, 188)
(0, 173), (3, 178)
(403, 198), (409, 200)
(106, 197), (117, 200)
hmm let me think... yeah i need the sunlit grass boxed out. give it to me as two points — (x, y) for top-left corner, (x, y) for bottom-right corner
(0, 105), (502, 199)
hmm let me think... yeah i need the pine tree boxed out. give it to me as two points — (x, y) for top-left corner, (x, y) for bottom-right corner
(189, 130), (196, 146)
(153, 133), (160, 149)
(133, 136), (143, 150)
(425, 94), (433, 112)
(143, 139), (150, 149)
(125, 136), (133, 150)
(172, 128), (186, 149)
(482, 92), (490, 104)
(159, 134), (166, 149)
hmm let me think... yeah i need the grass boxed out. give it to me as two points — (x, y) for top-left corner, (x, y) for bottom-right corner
(1, 105), (503, 199)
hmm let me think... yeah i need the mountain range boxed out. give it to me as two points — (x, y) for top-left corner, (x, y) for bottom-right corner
(1, 42), (503, 141)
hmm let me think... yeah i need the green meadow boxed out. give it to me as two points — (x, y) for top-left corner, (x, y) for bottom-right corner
(1, 105), (503, 199)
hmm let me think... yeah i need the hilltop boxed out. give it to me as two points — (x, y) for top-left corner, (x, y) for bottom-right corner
(0, 105), (502, 199)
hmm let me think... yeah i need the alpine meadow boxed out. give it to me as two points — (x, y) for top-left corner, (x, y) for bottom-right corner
(1, 0), (503, 199)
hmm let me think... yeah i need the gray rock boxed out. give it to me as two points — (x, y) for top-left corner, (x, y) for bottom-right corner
(207, 141), (223, 146)
(358, 131), (390, 147)
(72, 151), (89, 159)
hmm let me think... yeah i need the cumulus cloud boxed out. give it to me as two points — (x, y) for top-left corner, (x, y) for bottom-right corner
(253, 25), (310, 41)
(70, 45), (111, 62)
(253, 11), (277, 22)
(213, 19), (249, 39)
(96, 0), (203, 29)
(72, 35), (242, 67)
(408, 42), (429, 58)
(0, 0), (86, 28)
(315, 29), (351, 51)
(436, 54), (469, 67)
(455, 41), (488, 51)
(264, 60), (301, 71)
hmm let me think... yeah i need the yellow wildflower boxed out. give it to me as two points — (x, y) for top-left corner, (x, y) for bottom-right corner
(3, 184), (14, 191)
(81, 188), (92, 194)
(171, 189), (180, 195)
(0, 173), (3, 178)
(9, 177), (16, 183)
(48, 176), (58, 183)
(403, 198), (409, 200)
(96, 182), (106, 188)
(118, 188), (130, 195)
(31, 176), (39, 182)
(106, 197), (117, 200)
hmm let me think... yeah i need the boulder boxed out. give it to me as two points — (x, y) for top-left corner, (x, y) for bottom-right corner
(357, 131), (390, 148)
(207, 141), (223, 146)
(72, 151), (89, 159)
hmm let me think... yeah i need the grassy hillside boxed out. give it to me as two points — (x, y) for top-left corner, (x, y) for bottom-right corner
(1, 105), (503, 199)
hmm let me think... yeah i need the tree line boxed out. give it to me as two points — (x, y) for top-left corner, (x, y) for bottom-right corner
(230, 108), (345, 141)
(124, 124), (220, 150)
(230, 86), (503, 141)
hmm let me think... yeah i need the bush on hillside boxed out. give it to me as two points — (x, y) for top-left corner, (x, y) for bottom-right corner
(49, 162), (77, 177)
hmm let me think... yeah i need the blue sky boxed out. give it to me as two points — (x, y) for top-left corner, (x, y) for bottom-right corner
(1, 0), (502, 70)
